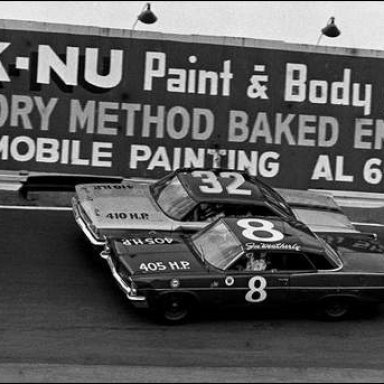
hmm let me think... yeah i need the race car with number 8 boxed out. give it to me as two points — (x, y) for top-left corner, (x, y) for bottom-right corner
(100, 215), (384, 324)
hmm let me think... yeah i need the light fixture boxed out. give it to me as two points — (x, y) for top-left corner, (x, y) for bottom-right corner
(132, 3), (158, 30)
(317, 17), (341, 45)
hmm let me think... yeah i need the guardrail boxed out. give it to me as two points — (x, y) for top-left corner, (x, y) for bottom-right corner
(0, 170), (28, 191)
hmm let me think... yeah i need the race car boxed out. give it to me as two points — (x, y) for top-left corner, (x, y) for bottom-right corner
(72, 168), (296, 246)
(100, 216), (384, 324)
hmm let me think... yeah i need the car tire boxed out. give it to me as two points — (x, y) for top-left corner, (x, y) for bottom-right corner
(157, 294), (193, 325)
(318, 297), (351, 321)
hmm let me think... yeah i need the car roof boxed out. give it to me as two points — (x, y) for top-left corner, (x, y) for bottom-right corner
(217, 216), (327, 255)
(175, 169), (275, 205)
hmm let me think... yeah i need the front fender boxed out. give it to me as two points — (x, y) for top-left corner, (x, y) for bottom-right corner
(147, 290), (201, 311)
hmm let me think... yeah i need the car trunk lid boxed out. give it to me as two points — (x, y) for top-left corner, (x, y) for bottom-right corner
(110, 236), (206, 275)
(320, 232), (384, 273)
(75, 182), (173, 231)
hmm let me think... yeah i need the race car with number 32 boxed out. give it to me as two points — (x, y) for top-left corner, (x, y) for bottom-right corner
(72, 168), (296, 246)
(100, 216), (384, 324)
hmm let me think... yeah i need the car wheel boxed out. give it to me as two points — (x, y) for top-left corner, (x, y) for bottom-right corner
(158, 294), (192, 324)
(319, 297), (351, 321)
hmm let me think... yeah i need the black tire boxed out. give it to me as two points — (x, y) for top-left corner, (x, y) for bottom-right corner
(318, 297), (351, 321)
(156, 294), (193, 325)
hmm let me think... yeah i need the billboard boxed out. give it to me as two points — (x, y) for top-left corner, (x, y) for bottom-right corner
(0, 19), (383, 192)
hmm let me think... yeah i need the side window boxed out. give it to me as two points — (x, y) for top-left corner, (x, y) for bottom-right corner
(228, 252), (247, 272)
(229, 251), (272, 272)
(306, 253), (334, 270)
(201, 203), (225, 222)
(268, 253), (315, 272)
(221, 204), (242, 217)
(244, 205), (278, 217)
(229, 252), (316, 273)
(222, 204), (276, 217)
(186, 203), (225, 222)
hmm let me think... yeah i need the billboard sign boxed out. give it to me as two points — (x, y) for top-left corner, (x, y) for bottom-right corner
(0, 20), (383, 192)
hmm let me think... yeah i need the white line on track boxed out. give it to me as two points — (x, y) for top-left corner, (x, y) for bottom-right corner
(0, 205), (72, 211)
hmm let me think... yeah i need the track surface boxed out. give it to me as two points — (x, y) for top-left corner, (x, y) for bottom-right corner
(2, 208), (384, 381)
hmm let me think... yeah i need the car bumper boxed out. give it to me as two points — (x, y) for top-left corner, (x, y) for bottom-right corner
(100, 249), (148, 308)
(72, 197), (106, 246)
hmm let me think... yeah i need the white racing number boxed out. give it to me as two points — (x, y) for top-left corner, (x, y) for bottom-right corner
(192, 171), (223, 193)
(192, 171), (252, 196)
(237, 219), (284, 304)
(246, 276), (267, 303)
(237, 219), (284, 242)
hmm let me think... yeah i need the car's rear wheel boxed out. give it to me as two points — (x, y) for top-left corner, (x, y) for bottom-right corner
(157, 294), (193, 324)
(318, 297), (351, 321)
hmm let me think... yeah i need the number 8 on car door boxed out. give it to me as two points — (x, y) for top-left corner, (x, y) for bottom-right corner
(223, 249), (290, 308)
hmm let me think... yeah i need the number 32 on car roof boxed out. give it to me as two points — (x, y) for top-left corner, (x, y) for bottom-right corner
(192, 171), (252, 196)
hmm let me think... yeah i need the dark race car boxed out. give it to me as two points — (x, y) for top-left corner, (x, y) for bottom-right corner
(100, 216), (384, 324)
(72, 168), (296, 246)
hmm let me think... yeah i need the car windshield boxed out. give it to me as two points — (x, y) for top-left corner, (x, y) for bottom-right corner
(191, 221), (243, 270)
(152, 175), (197, 221)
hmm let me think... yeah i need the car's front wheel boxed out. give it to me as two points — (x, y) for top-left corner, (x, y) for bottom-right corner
(156, 293), (194, 324)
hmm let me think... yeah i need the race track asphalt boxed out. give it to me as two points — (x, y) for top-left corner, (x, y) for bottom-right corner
(2, 208), (384, 382)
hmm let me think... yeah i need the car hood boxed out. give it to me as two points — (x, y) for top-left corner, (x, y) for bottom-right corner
(110, 236), (206, 275)
(75, 181), (174, 231)
(319, 232), (384, 273)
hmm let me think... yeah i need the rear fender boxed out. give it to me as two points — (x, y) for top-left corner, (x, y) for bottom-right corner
(317, 293), (361, 306)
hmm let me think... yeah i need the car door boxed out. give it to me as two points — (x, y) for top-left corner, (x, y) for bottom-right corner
(269, 252), (318, 305)
(220, 251), (318, 310)
(226, 270), (290, 309)
(219, 251), (290, 309)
